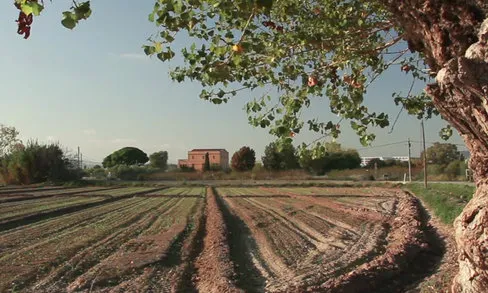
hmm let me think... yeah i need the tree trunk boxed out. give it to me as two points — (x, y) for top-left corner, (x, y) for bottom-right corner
(377, 1), (488, 292)
(452, 183), (488, 293)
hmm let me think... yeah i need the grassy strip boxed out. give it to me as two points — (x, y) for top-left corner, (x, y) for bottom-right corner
(404, 183), (474, 224)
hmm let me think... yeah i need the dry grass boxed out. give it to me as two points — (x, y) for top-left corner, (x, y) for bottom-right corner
(142, 169), (313, 181)
(327, 166), (423, 181)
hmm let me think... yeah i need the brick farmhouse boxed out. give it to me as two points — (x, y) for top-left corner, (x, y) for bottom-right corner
(178, 149), (229, 171)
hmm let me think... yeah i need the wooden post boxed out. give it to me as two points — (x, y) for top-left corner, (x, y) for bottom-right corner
(421, 120), (427, 188)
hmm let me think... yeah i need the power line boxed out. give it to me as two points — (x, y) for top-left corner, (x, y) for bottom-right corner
(388, 79), (415, 134)
(410, 140), (468, 148)
(388, 106), (404, 134)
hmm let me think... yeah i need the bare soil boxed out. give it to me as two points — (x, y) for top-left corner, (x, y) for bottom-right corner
(193, 187), (243, 293)
(218, 187), (447, 293)
(0, 185), (451, 292)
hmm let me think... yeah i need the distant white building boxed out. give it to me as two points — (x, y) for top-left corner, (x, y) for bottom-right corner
(360, 156), (410, 167)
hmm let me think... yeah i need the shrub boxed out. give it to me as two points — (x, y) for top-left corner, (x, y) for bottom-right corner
(445, 160), (466, 180)
(0, 141), (81, 184)
(87, 166), (106, 179)
(300, 148), (361, 175)
(427, 164), (445, 176)
(108, 165), (157, 181)
(210, 163), (222, 171)
(149, 151), (168, 169)
(179, 165), (196, 172)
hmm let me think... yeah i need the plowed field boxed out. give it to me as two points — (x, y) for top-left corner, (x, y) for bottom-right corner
(0, 185), (439, 292)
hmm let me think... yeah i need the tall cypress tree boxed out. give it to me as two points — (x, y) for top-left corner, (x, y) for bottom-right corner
(203, 152), (210, 171)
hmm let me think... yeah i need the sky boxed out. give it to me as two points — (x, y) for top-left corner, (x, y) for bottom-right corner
(0, 0), (467, 164)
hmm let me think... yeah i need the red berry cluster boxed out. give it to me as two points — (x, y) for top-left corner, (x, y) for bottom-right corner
(262, 21), (284, 33)
(14, 1), (37, 39)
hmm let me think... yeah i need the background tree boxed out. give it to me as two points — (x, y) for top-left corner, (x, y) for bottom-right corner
(102, 155), (113, 169)
(364, 158), (387, 169)
(149, 151), (168, 169)
(102, 147), (148, 168)
(299, 142), (361, 175)
(87, 165), (106, 179)
(444, 160), (466, 180)
(231, 146), (256, 171)
(0, 124), (21, 158)
(262, 141), (299, 171)
(203, 152), (210, 171)
(422, 142), (463, 166)
(17, 0), (488, 291)
(0, 140), (80, 184)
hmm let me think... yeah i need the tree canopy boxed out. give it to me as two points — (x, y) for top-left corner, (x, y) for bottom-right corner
(0, 140), (80, 184)
(102, 147), (149, 168)
(0, 124), (22, 158)
(12, 0), (438, 157)
(299, 142), (361, 175)
(149, 151), (169, 169)
(11, 1), (488, 291)
(262, 141), (299, 171)
(231, 146), (256, 171)
(422, 142), (463, 166)
(140, 0), (443, 152)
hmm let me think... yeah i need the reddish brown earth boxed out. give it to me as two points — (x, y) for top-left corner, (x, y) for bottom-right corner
(0, 186), (448, 292)
(218, 187), (442, 293)
(193, 187), (242, 293)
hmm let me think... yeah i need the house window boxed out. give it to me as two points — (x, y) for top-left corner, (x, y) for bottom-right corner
(192, 155), (194, 159)
(213, 156), (215, 159)
(202, 156), (204, 159)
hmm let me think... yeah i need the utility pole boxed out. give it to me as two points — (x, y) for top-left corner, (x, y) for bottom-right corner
(407, 138), (412, 182)
(77, 146), (80, 169)
(374, 161), (378, 179)
(421, 120), (428, 188)
(81, 153), (83, 169)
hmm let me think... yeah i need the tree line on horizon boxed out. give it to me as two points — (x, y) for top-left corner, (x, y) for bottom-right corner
(0, 123), (466, 183)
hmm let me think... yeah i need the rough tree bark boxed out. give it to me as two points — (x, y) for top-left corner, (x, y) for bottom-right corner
(377, 1), (488, 292)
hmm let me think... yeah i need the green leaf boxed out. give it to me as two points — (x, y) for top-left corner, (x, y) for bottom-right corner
(439, 125), (453, 140)
(31, 2), (44, 16)
(154, 42), (162, 53)
(143, 45), (156, 56)
(148, 12), (155, 22)
(211, 98), (223, 104)
(351, 121), (359, 130)
(21, 2), (44, 16)
(61, 14), (77, 30)
(20, 3), (33, 16)
(74, 2), (92, 19)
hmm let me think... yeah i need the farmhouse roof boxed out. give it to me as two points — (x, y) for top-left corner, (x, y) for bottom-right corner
(190, 148), (227, 152)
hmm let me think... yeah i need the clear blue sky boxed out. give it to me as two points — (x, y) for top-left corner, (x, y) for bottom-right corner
(0, 0), (467, 164)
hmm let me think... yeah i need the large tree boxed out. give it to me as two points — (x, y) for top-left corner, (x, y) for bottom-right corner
(0, 124), (21, 158)
(13, 0), (488, 291)
(422, 142), (463, 166)
(231, 146), (256, 171)
(262, 141), (300, 171)
(102, 147), (149, 168)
